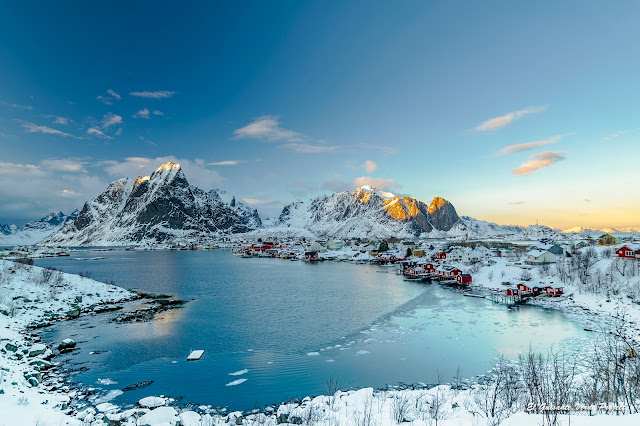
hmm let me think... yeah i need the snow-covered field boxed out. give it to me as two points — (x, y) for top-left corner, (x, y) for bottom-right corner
(3, 246), (640, 425)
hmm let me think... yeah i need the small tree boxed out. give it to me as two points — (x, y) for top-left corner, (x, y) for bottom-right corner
(378, 241), (389, 252)
(406, 247), (413, 257)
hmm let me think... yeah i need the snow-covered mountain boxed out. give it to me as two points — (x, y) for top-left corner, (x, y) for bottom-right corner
(445, 217), (561, 240)
(268, 186), (459, 239)
(257, 186), (561, 240)
(42, 162), (261, 246)
(0, 211), (78, 246)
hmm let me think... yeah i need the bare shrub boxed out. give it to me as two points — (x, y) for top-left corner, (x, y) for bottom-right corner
(391, 392), (411, 423)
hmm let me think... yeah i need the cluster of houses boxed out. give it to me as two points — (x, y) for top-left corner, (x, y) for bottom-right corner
(506, 283), (564, 298)
(401, 261), (473, 285)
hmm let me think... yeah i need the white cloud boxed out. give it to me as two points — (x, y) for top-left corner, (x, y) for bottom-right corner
(602, 130), (628, 141)
(279, 143), (338, 153)
(358, 143), (397, 155)
(102, 156), (224, 190)
(0, 161), (108, 220)
(495, 134), (566, 156)
(209, 160), (248, 166)
(57, 189), (82, 198)
(512, 151), (565, 175)
(243, 198), (287, 206)
(129, 90), (175, 99)
(234, 116), (304, 142)
(20, 121), (74, 137)
(97, 89), (121, 105)
(53, 116), (69, 125)
(102, 112), (122, 128)
(107, 89), (121, 100)
(362, 160), (377, 172)
(476, 106), (546, 131)
(133, 108), (151, 119)
(87, 127), (112, 139)
(40, 159), (88, 173)
(153, 110), (164, 116)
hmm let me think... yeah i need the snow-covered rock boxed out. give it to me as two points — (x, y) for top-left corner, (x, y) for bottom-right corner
(139, 396), (168, 408)
(42, 162), (262, 246)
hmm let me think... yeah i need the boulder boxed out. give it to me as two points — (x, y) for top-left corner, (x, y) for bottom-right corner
(28, 343), (47, 357)
(58, 339), (76, 351)
(138, 406), (178, 425)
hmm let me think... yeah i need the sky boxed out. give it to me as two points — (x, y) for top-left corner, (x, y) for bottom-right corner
(1, 1), (639, 230)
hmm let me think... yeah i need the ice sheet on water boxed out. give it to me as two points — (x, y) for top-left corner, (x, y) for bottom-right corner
(228, 369), (249, 376)
(225, 378), (248, 387)
(356, 350), (371, 355)
(306, 352), (320, 356)
(97, 378), (118, 385)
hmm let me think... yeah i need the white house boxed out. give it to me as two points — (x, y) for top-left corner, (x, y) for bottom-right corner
(525, 249), (557, 265)
(326, 240), (343, 250)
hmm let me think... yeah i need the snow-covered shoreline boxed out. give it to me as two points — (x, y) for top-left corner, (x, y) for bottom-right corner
(3, 251), (640, 425)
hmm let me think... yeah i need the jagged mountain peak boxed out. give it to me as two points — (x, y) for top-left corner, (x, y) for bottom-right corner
(42, 162), (262, 246)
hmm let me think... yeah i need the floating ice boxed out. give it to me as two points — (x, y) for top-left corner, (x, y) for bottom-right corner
(228, 369), (249, 376)
(225, 378), (248, 386)
(356, 350), (371, 355)
(306, 352), (320, 356)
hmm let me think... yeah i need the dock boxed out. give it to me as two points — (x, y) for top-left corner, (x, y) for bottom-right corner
(187, 350), (205, 361)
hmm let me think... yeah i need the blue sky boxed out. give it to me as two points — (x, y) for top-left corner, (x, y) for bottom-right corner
(1, 1), (639, 229)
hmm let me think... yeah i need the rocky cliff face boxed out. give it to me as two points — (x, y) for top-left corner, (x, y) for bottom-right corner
(273, 186), (460, 238)
(43, 162), (262, 246)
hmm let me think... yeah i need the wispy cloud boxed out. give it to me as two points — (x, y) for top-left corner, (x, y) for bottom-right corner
(234, 116), (304, 142)
(243, 198), (287, 206)
(40, 158), (88, 173)
(508, 201), (526, 205)
(362, 160), (377, 172)
(130, 90), (175, 99)
(602, 130), (628, 141)
(495, 134), (567, 156)
(476, 106), (546, 131)
(153, 110), (164, 116)
(358, 143), (397, 155)
(107, 89), (121, 100)
(19, 121), (73, 137)
(8, 103), (33, 110)
(87, 127), (112, 139)
(133, 108), (150, 119)
(512, 151), (565, 175)
(97, 89), (121, 105)
(102, 112), (122, 128)
(279, 143), (339, 153)
(209, 160), (248, 166)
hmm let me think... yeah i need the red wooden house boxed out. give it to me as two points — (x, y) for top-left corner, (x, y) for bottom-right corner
(506, 288), (519, 296)
(545, 286), (564, 296)
(517, 283), (532, 295)
(615, 245), (640, 259)
(456, 274), (472, 284)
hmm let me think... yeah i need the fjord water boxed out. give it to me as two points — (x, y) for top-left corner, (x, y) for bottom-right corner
(37, 250), (588, 411)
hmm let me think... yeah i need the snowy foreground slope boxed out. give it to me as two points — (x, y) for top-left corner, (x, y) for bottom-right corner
(42, 162), (261, 246)
(0, 259), (133, 425)
(0, 211), (78, 246)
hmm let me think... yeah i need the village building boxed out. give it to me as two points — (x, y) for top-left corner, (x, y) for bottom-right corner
(615, 244), (640, 259)
(525, 249), (557, 265)
(597, 234), (617, 246)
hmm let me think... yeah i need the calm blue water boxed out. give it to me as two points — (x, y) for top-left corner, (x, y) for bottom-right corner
(36, 250), (589, 411)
